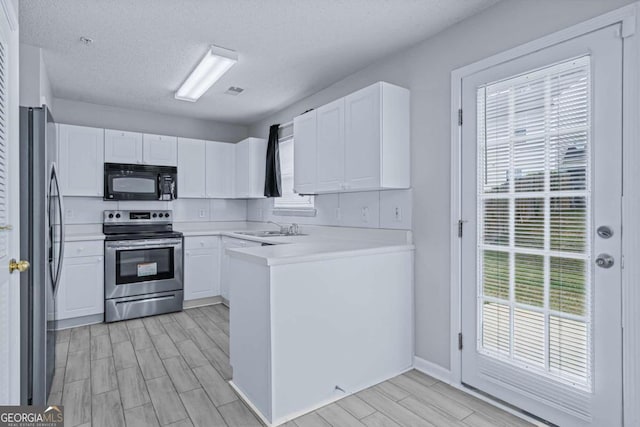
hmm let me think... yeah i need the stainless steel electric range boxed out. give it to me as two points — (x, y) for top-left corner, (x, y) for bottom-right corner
(103, 210), (183, 322)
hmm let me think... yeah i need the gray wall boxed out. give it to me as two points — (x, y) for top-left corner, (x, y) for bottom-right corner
(52, 98), (249, 142)
(248, 0), (636, 370)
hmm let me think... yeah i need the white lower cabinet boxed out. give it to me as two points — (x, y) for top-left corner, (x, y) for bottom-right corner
(56, 241), (104, 320)
(184, 236), (221, 301)
(220, 237), (262, 301)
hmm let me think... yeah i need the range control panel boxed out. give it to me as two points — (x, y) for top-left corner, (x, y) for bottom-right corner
(103, 210), (172, 225)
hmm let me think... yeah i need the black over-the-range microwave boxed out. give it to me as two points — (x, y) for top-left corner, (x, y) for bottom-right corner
(104, 163), (177, 201)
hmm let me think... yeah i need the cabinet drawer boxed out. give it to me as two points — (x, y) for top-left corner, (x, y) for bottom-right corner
(184, 235), (220, 250)
(64, 240), (104, 258)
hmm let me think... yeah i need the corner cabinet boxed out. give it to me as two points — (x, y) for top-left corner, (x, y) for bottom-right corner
(184, 236), (221, 301)
(292, 110), (317, 195)
(293, 81), (410, 194)
(58, 124), (104, 197)
(178, 138), (207, 198)
(56, 240), (104, 320)
(234, 138), (267, 198)
(143, 134), (178, 166)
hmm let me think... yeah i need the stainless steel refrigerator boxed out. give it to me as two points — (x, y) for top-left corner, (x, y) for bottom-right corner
(19, 106), (65, 405)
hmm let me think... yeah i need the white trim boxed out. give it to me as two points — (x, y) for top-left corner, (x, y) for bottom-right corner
(229, 381), (275, 427)
(182, 296), (225, 309)
(450, 3), (640, 426)
(621, 5), (640, 426)
(0, 0), (16, 31)
(413, 356), (452, 384)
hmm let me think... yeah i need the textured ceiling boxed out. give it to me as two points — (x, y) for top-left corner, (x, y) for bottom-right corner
(19, 0), (499, 124)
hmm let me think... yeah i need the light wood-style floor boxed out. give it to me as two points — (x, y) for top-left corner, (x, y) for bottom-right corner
(50, 305), (534, 427)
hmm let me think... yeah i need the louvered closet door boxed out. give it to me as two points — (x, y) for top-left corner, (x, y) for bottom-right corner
(460, 25), (622, 426)
(0, 5), (19, 404)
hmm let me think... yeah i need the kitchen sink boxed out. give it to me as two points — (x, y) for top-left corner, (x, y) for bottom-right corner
(235, 230), (307, 237)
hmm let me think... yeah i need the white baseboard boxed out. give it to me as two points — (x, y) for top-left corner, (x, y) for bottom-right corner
(413, 356), (452, 384)
(183, 296), (224, 309)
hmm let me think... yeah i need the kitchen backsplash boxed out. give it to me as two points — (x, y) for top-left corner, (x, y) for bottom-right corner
(63, 189), (411, 229)
(63, 197), (247, 224)
(247, 189), (413, 230)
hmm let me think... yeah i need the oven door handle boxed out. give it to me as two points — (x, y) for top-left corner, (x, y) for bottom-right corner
(106, 239), (182, 250)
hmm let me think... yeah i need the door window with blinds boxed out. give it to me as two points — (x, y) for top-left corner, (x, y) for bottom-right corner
(274, 136), (314, 210)
(477, 57), (591, 389)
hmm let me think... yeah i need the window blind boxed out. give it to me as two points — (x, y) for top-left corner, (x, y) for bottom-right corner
(477, 56), (592, 389)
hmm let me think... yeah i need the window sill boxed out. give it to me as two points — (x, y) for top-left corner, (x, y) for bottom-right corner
(272, 208), (317, 217)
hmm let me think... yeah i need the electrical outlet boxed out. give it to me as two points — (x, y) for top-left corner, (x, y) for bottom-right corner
(334, 207), (341, 221)
(65, 209), (73, 218)
(257, 208), (263, 220)
(361, 207), (369, 223)
(199, 209), (206, 218)
(394, 206), (402, 222)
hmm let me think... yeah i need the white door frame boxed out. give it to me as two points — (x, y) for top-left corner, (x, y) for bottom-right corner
(450, 3), (640, 425)
(0, 0), (20, 405)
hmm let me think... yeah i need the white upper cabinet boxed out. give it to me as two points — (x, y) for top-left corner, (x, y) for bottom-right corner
(58, 124), (104, 197)
(143, 134), (178, 166)
(104, 129), (143, 164)
(293, 110), (317, 195)
(235, 137), (267, 198)
(293, 81), (410, 194)
(178, 138), (206, 198)
(206, 141), (235, 198)
(345, 84), (382, 190)
(316, 98), (346, 193)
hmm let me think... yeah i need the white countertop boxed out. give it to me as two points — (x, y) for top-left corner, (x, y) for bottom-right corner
(63, 221), (414, 265)
(226, 239), (414, 266)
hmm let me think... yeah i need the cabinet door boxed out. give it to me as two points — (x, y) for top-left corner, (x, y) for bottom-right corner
(104, 129), (143, 164)
(345, 84), (381, 190)
(221, 237), (250, 300)
(143, 134), (178, 166)
(184, 246), (220, 300)
(206, 141), (235, 198)
(316, 98), (345, 192)
(247, 138), (267, 198)
(56, 255), (104, 320)
(178, 138), (206, 198)
(58, 124), (104, 197)
(234, 140), (250, 198)
(293, 111), (317, 194)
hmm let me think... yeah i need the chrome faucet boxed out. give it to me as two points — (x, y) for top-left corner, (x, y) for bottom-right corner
(267, 221), (300, 235)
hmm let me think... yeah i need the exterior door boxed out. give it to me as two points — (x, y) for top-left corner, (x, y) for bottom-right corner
(460, 25), (622, 426)
(0, 2), (22, 405)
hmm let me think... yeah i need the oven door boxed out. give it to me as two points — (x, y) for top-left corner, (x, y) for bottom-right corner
(105, 237), (183, 299)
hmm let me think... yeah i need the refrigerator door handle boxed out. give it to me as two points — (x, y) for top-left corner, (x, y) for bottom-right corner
(49, 163), (64, 295)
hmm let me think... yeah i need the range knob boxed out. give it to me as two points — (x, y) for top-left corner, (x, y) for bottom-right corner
(108, 213), (114, 219)
(152, 213), (157, 218)
(165, 213), (170, 218)
(115, 213), (121, 219)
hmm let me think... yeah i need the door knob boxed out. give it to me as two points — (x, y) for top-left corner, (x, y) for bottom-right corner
(9, 259), (30, 273)
(595, 254), (614, 269)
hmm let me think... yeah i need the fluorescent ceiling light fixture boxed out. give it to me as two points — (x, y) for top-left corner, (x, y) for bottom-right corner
(175, 45), (238, 102)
